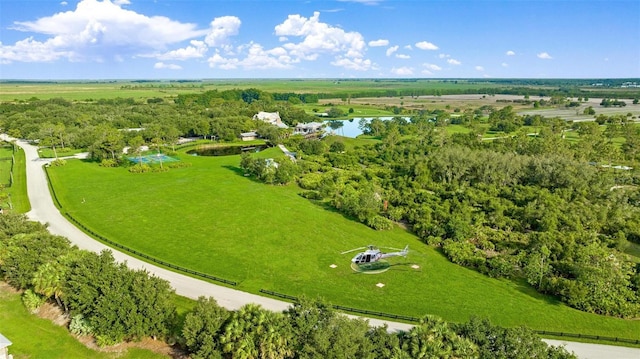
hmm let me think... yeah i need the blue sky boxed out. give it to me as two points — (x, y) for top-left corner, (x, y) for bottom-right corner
(1, 0), (638, 79)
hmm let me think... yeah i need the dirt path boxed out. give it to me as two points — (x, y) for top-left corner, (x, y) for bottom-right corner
(3, 134), (639, 359)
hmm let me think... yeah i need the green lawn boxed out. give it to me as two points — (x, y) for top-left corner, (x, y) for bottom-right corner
(47, 149), (640, 340)
(0, 142), (29, 213)
(0, 145), (12, 186)
(0, 283), (169, 359)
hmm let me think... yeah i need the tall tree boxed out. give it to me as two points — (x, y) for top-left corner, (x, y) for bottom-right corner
(183, 296), (229, 359)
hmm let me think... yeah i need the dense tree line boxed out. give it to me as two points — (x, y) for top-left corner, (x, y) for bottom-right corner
(0, 212), (576, 358)
(0, 213), (177, 346)
(0, 93), (315, 162)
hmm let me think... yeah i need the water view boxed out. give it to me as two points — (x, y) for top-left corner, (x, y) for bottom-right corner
(324, 117), (408, 138)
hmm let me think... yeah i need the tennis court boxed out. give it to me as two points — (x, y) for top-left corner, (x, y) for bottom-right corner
(127, 153), (179, 164)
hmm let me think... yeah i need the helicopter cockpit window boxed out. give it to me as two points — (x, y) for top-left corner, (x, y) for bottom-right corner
(365, 254), (371, 262)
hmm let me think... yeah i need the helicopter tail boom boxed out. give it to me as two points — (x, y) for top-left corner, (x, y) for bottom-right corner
(380, 245), (409, 259)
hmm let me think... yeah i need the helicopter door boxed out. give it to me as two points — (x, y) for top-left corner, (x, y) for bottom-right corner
(365, 254), (371, 262)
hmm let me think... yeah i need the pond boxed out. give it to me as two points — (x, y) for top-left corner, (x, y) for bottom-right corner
(324, 117), (410, 138)
(187, 144), (270, 156)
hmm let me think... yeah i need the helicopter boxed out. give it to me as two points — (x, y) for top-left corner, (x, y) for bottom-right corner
(341, 245), (409, 265)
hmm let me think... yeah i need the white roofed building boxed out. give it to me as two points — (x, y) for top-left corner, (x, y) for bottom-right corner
(0, 333), (12, 359)
(293, 122), (325, 136)
(253, 112), (288, 129)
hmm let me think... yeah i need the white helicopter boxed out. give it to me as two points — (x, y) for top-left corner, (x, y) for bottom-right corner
(342, 245), (409, 265)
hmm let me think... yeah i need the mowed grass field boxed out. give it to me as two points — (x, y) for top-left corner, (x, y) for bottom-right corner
(46, 147), (640, 339)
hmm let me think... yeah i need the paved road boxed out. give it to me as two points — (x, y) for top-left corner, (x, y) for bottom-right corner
(4, 134), (639, 359)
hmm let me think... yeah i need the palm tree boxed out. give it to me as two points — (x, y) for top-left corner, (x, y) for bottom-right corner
(221, 304), (293, 359)
(32, 261), (65, 310)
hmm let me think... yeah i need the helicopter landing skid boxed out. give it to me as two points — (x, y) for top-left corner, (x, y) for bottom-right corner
(350, 260), (391, 274)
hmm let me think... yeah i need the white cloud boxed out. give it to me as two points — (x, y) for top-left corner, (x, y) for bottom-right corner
(159, 40), (207, 60)
(501, 62), (508, 67)
(154, 62), (182, 70)
(331, 56), (374, 70)
(208, 43), (295, 70)
(415, 41), (438, 50)
(423, 63), (442, 71)
(278, 36), (288, 42)
(421, 69), (433, 75)
(241, 43), (294, 69)
(391, 66), (413, 76)
(113, 0), (130, 5)
(447, 58), (461, 65)
(386, 45), (398, 57)
(368, 39), (388, 47)
(0, 36), (71, 63)
(438, 53), (450, 59)
(537, 52), (553, 59)
(404, 45), (412, 50)
(207, 52), (239, 70)
(275, 12), (366, 61)
(506, 50), (515, 56)
(396, 54), (410, 59)
(3, 0), (206, 63)
(60, 1), (68, 5)
(475, 66), (484, 71)
(204, 16), (241, 47)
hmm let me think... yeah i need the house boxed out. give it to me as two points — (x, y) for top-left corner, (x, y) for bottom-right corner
(240, 131), (259, 141)
(0, 333), (12, 359)
(293, 122), (325, 136)
(252, 112), (288, 129)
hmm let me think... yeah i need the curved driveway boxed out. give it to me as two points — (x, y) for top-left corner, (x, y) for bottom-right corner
(3, 134), (639, 359)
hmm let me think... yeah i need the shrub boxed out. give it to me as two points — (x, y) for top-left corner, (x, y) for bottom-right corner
(297, 172), (323, 190)
(329, 141), (346, 153)
(168, 162), (192, 169)
(22, 289), (45, 313)
(95, 334), (121, 347)
(299, 190), (322, 200)
(151, 166), (170, 173)
(50, 159), (67, 167)
(443, 240), (486, 268)
(69, 314), (94, 336)
(128, 164), (151, 173)
(366, 215), (393, 230)
(100, 159), (119, 168)
(486, 256), (515, 278)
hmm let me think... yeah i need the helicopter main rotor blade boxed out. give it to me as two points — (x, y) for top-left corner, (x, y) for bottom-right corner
(380, 246), (403, 251)
(341, 247), (366, 254)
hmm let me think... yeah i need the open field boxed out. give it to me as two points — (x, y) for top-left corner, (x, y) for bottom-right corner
(2, 79), (638, 103)
(0, 282), (171, 359)
(0, 79), (506, 102)
(329, 94), (540, 112)
(46, 148), (640, 340)
(520, 101), (640, 122)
